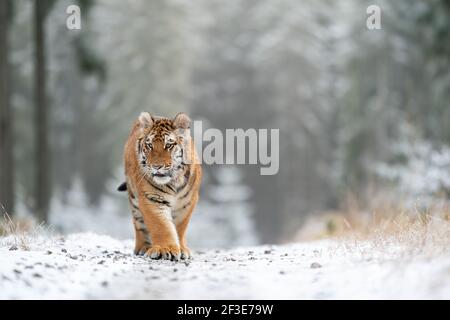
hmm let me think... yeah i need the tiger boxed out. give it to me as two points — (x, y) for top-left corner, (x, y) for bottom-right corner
(118, 112), (202, 260)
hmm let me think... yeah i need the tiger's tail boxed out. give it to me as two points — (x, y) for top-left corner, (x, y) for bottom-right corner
(117, 182), (127, 192)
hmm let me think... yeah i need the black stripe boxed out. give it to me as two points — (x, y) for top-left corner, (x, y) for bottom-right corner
(173, 200), (192, 212)
(137, 138), (142, 155)
(144, 176), (173, 195)
(166, 184), (176, 193)
(145, 194), (171, 207)
(134, 216), (144, 223)
(153, 184), (171, 194)
(130, 202), (139, 210)
(180, 170), (196, 199)
(176, 179), (189, 194)
(176, 166), (191, 193)
(177, 148), (184, 166)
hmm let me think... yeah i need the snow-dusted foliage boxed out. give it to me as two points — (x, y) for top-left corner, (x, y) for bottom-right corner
(376, 124), (450, 202)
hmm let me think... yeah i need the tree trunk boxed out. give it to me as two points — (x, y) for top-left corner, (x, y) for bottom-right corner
(0, 0), (15, 217)
(34, 0), (51, 223)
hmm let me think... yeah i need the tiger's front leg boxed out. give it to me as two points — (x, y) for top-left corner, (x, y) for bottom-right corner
(138, 194), (180, 260)
(128, 190), (152, 255)
(132, 219), (152, 256)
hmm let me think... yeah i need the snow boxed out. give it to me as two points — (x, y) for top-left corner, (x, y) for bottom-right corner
(1, 233), (449, 299)
(49, 180), (133, 240)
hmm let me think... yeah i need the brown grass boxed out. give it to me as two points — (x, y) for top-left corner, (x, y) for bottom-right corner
(294, 194), (450, 259)
(0, 202), (44, 250)
(0, 214), (32, 250)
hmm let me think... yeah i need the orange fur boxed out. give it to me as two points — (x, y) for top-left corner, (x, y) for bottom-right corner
(123, 112), (202, 260)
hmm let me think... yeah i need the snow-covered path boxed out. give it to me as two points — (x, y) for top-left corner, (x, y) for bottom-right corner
(0, 233), (449, 299)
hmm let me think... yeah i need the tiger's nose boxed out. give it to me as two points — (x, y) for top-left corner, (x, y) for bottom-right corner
(152, 164), (163, 170)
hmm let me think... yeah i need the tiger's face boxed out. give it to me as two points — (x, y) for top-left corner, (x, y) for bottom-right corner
(137, 112), (190, 185)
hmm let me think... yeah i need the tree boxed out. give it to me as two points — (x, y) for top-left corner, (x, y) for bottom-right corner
(46, 0), (106, 205)
(0, 0), (14, 216)
(33, 0), (54, 222)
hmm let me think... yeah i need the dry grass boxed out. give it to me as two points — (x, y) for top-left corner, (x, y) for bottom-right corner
(294, 194), (450, 259)
(0, 213), (38, 250)
(0, 202), (47, 250)
(341, 195), (449, 250)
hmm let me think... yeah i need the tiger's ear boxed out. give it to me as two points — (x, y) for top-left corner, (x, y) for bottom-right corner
(138, 112), (153, 130)
(173, 112), (191, 129)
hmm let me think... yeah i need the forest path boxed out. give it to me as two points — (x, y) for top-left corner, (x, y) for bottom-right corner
(0, 233), (449, 299)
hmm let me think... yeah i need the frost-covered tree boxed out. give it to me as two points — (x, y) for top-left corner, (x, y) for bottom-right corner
(338, 0), (450, 197)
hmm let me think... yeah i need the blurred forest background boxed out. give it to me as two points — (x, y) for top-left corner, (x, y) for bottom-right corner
(0, 0), (449, 248)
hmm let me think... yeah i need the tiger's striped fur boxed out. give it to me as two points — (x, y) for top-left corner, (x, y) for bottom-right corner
(122, 112), (202, 260)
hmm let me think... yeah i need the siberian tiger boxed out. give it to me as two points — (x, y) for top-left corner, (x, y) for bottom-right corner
(118, 112), (202, 260)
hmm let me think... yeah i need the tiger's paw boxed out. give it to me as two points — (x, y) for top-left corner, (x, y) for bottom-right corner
(134, 245), (151, 256)
(180, 245), (192, 260)
(145, 245), (181, 261)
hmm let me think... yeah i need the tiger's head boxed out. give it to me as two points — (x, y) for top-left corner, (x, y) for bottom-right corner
(136, 112), (191, 185)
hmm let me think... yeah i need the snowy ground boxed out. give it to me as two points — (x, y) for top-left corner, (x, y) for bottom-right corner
(1, 233), (449, 299)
